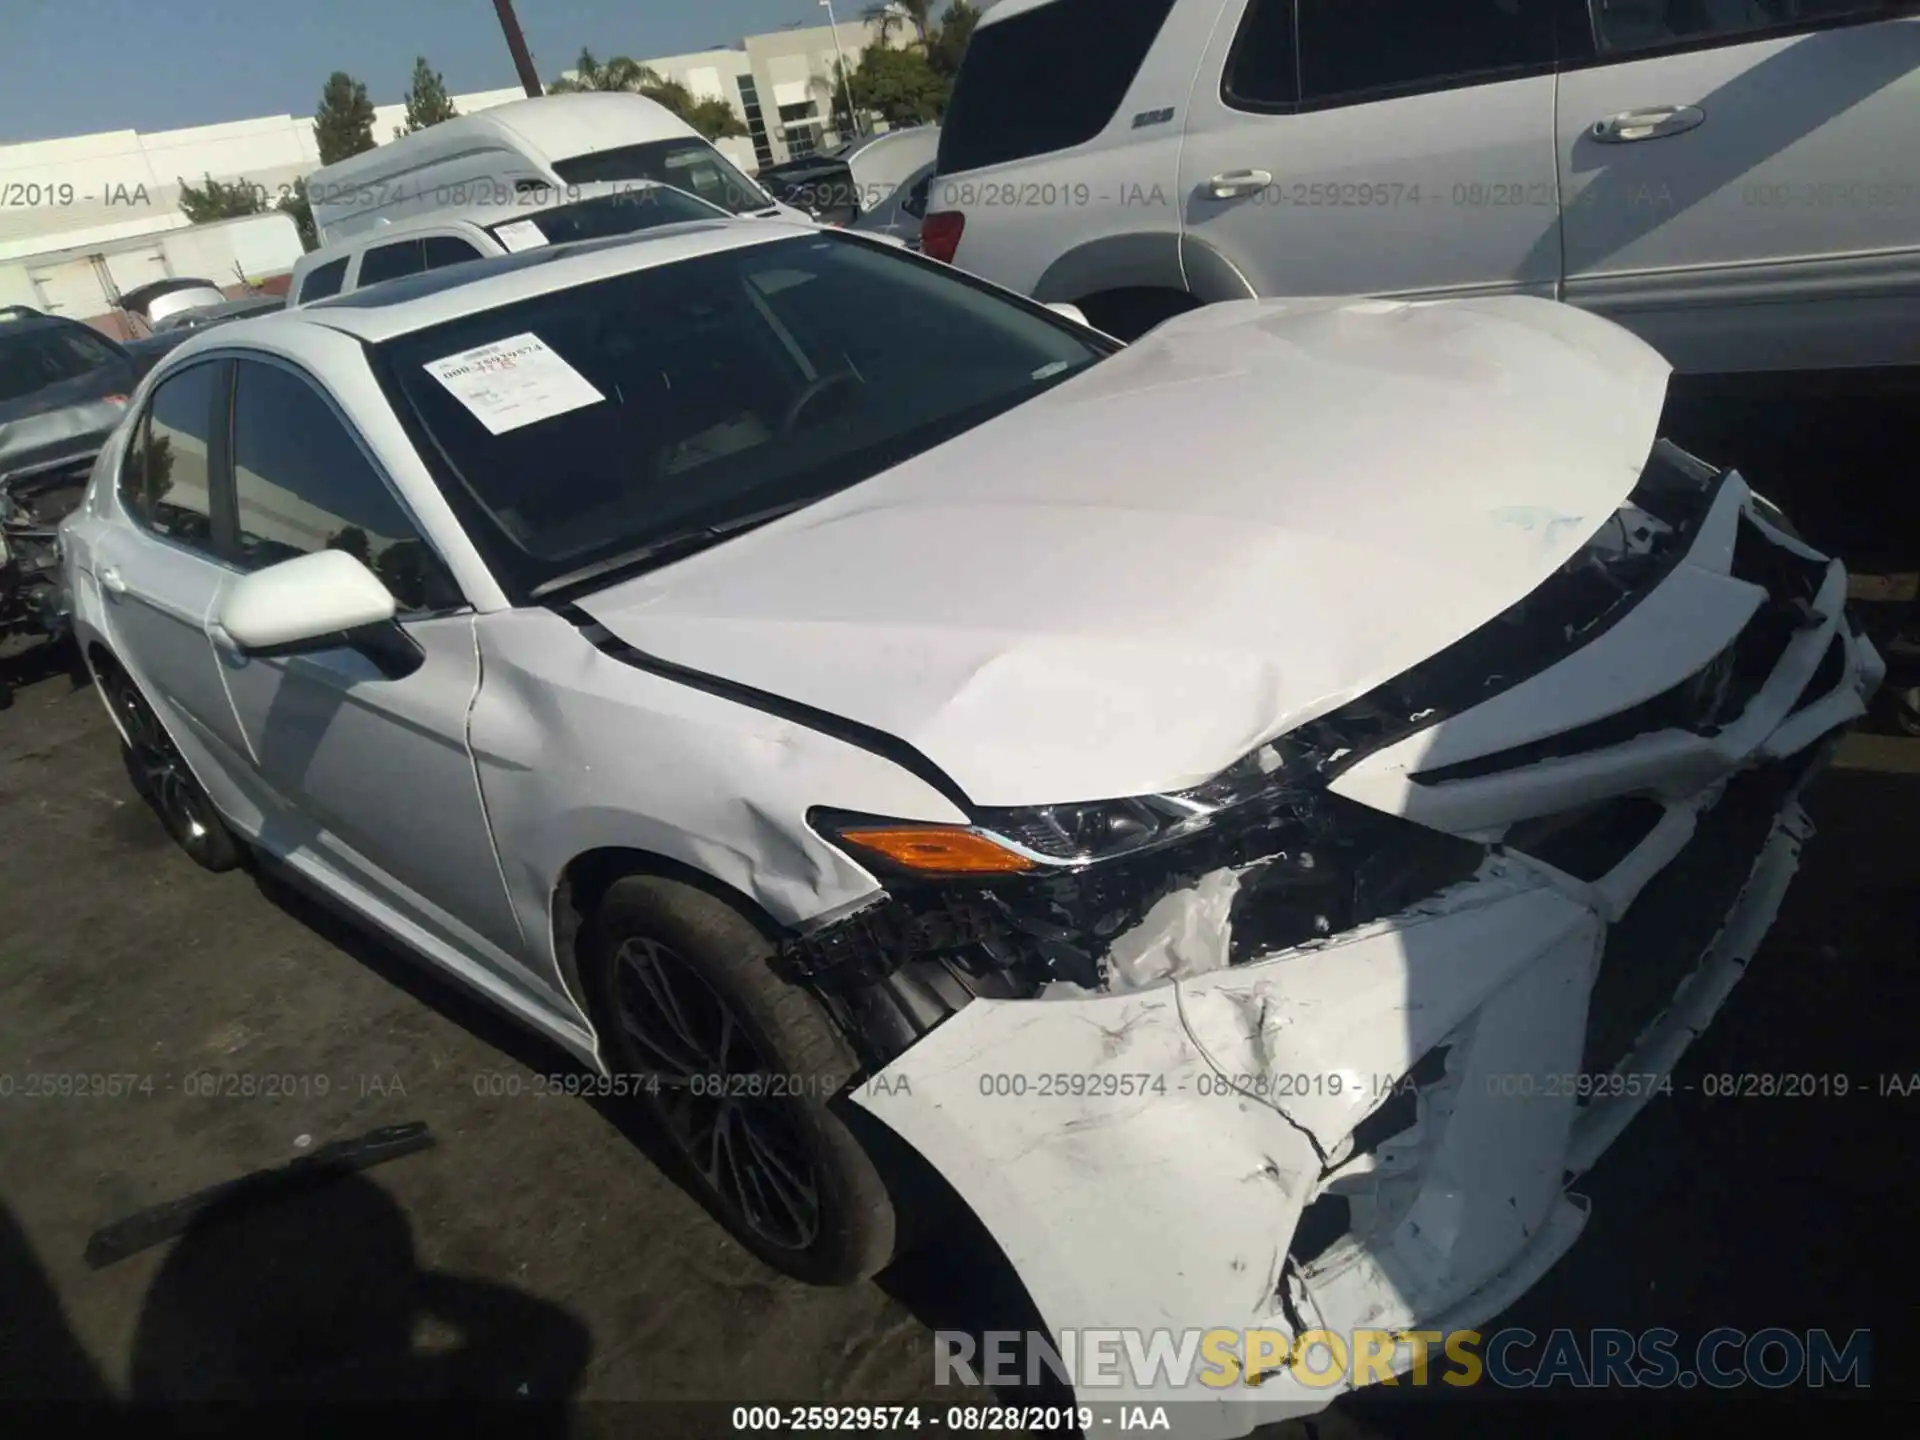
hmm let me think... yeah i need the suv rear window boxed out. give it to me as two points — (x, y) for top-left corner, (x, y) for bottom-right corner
(938, 0), (1179, 175)
(552, 140), (774, 215)
(485, 187), (726, 248)
(298, 257), (349, 303)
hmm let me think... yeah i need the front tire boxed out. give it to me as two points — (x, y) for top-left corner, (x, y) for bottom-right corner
(583, 875), (896, 1285)
(100, 662), (242, 873)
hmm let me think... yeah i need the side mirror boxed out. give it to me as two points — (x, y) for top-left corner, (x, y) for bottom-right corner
(1045, 302), (1091, 327)
(217, 549), (423, 679)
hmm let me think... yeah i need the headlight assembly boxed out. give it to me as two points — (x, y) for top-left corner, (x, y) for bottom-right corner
(811, 739), (1302, 879)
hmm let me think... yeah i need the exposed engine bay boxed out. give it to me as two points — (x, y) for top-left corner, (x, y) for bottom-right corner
(0, 454), (88, 659)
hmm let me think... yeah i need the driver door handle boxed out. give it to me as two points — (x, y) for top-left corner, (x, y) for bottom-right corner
(1590, 105), (1704, 143)
(1206, 168), (1273, 198)
(99, 565), (128, 596)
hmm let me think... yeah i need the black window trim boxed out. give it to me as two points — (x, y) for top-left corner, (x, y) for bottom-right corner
(1217, 0), (1905, 115)
(117, 356), (235, 569)
(1561, 0), (1906, 73)
(211, 348), (473, 618)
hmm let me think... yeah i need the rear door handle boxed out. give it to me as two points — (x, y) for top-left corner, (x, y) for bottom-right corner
(1206, 168), (1273, 199)
(1590, 105), (1704, 143)
(99, 565), (128, 596)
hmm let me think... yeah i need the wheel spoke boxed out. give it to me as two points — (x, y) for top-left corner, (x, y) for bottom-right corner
(738, 1110), (818, 1240)
(661, 1082), (710, 1146)
(622, 944), (708, 1059)
(617, 1010), (703, 1079)
(612, 933), (819, 1252)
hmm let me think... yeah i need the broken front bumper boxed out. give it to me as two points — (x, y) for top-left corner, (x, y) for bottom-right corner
(848, 471), (1881, 1435)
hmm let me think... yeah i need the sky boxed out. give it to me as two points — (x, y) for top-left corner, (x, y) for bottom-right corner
(1, 0), (851, 143)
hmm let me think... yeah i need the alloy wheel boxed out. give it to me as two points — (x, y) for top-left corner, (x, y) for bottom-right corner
(612, 937), (822, 1251)
(111, 676), (216, 852)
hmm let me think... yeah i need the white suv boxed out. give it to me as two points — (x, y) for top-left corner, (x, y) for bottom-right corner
(924, 0), (1920, 374)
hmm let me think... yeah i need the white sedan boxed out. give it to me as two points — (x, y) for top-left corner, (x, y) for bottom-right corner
(61, 218), (1880, 1428)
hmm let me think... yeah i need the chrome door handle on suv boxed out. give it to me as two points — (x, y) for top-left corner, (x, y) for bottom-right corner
(1206, 168), (1274, 198)
(1590, 105), (1704, 144)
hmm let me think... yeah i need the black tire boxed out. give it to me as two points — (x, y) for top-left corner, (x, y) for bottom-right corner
(582, 875), (896, 1284)
(1075, 287), (1203, 343)
(99, 660), (242, 873)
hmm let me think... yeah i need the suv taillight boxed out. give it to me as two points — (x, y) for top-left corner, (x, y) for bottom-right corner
(920, 210), (965, 264)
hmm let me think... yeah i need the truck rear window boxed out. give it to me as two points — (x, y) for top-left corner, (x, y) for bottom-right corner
(552, 140), (774, 215)
(937, 0), (1178, 176)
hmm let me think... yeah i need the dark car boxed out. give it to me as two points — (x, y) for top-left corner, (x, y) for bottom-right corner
(0, 313), (139, 700)
(123, 293), (286, 373)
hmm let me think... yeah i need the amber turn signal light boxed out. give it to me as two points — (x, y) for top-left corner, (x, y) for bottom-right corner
(836, 825), (1035, 875)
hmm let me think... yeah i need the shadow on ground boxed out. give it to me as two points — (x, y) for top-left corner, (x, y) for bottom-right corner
(3, 1169), (590, 1412)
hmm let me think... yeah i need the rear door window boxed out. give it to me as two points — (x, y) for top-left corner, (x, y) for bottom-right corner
(938, 0), (1179, 174)
(357, 240), (427, 287)
(296, 257), (348, 303)
(421, 235), (486, 269)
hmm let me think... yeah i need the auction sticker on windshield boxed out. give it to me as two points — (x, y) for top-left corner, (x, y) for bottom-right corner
(423, 332), (602, 435)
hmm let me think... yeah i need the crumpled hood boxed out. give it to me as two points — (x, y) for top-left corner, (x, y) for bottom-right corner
(575, 295), (1672, 807)
(0, 365), (136, 481)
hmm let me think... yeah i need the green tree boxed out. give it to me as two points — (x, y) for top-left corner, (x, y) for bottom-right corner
(547, 48), (661, 95)
(849, 45), (946, 127)
(400, 55), (458, 135)
(928, 1), (979, 79)
(278, 177), (317, 250)
(548, 49), (746, 140)
(642, 77), (747, 140)
(175, 173), (266, 223)
(313, 71), (377, 165)
(863, 0), (936, 47)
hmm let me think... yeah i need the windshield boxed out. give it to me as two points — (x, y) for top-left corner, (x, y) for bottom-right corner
(486, 186), (727, 250)
(376, 232), (1112, 599)
(0, 325), (125, 403)
(551, 139), (775, 215)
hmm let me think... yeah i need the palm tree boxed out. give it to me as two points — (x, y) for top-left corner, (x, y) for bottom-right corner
(546, 47), (746, 140)
(862, 0), (935, 47)
(548, 48), (667, 94)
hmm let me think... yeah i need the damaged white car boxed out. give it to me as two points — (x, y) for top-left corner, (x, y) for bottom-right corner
(61, 222), (1880, 1427)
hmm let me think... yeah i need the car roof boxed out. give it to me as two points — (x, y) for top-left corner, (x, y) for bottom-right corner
(263, 219), (818, 345)
(303, 180), (712, 254)
(308, 93), (698, 186)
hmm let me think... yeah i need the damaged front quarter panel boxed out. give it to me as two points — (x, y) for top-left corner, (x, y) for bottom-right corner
(845, 859), (1605, 1420)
